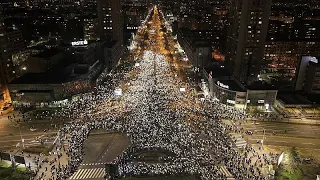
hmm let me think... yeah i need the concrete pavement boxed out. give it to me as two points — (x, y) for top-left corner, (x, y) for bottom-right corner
(226, 119), (320, 149)
(246, 135), (320, 149)
(34, 140), (70, 180)
(241, 120), (320, 138)
(66, 131), (129, 180)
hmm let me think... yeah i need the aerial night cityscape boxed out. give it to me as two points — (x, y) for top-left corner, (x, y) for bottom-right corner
(0, 0), (320, 180)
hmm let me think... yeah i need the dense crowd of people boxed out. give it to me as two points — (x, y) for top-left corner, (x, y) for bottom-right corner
(28, 8), (272, 180)
(50, 48), (270, 180)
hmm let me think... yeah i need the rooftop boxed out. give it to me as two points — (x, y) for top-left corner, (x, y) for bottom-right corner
(33, 48), (62, 58)
(10, 64), (86, 84)
(277, 92), (312, 105)
(104, 40), (118, 48)
(204, 66), (231, 78)
(247, 81), (278, 90)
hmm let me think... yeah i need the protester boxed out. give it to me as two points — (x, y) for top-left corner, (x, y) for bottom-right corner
(35, 9), (269, 180)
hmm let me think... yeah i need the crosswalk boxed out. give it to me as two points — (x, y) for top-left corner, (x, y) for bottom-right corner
(68, 168), (105, 179)
(80, 163), (105, 166)
(219, 166), (234, 179)
(230, 133), (247, 149)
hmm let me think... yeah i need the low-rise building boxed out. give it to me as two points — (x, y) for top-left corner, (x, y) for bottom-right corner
(275, 92), (320, 118)
(202, 67), (278, 110)
(177, 28), (211, 68)
(8, 65), (94, 107)
(26, 48), (66, 73)
(8, 41), (104, 107)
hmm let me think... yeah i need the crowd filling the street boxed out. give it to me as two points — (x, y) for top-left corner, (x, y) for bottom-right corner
(4, 6), (277, 180)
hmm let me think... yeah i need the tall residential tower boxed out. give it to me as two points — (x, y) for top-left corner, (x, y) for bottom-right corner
(97, 0), (123, 44)
(225, 0), (272, 84)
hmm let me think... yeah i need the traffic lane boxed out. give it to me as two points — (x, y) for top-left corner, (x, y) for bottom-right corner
(82, 133), (116, 164)
(241, 121), (320, 137)
(98, 134), (129, 163)
(0, 131), (56, 143)
(82, 132), (129, 165)
(246, 135), (320, 149)
(0, 119), (59, 138)
(242, 120), (320, 133)
(0, 126), (54, 136)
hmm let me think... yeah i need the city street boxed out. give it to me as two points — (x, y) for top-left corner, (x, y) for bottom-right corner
(1, 6), (286, 180)
(67, 131), (129, 180)
(82, 131), (129, 165)
(53, 7), (264, 180)
(0, 111), (59, 149)
(242, 120), (320, 138)
(247, 135), (320, 149)
(239, 120), (320, 149)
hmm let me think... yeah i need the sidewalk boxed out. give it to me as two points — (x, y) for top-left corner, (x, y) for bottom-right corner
(248, 117), (320, 125)
(222, 119), (276, 178)
(34, 140), (70, 180)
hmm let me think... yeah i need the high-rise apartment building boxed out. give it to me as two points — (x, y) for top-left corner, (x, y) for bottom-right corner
(0, 11), (12, 105)
(225, 0), (272, 84)
(84, 17), (99, 41)
(0, 14), (17, 84)
(0, 12), (6, 103)
(295, 56), (320, 93)
(97, 0), (123, 44)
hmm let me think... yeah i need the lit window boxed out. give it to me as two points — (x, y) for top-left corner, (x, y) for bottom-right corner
(258, 21), (262, 24)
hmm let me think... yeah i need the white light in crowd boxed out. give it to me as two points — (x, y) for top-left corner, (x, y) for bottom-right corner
(265, 103), (269, 110)
(180, 88), (186, 92)
(114, 88), (122, 96)
(278, 152), (284, 165)
(22, 67), (27, 70)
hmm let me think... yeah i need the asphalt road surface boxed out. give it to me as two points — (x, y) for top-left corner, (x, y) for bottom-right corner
(240, 120), (320, 149)
(68, 130), (129, 180)
(241, 120), (320, 138)
(0, 113), (58, 149)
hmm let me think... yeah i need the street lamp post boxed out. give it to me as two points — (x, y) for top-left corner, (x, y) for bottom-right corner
(18, 125), (24, 148)
(261, 128), (265, 148)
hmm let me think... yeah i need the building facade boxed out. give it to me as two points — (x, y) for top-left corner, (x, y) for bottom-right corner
(84, 18), (99, 41)
(203, 67), (278, 110)
(177, 28), (211, 68)
(97, 0), (123, 44)
(8, 79), (91, 107)
(262, 41), (320, 82)
(295, 56), (320, 93)
(103, 40), (122, 70)
(225, 0), (272, 84)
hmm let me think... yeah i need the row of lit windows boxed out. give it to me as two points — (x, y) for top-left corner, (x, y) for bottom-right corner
(127, 27), (138, 29)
